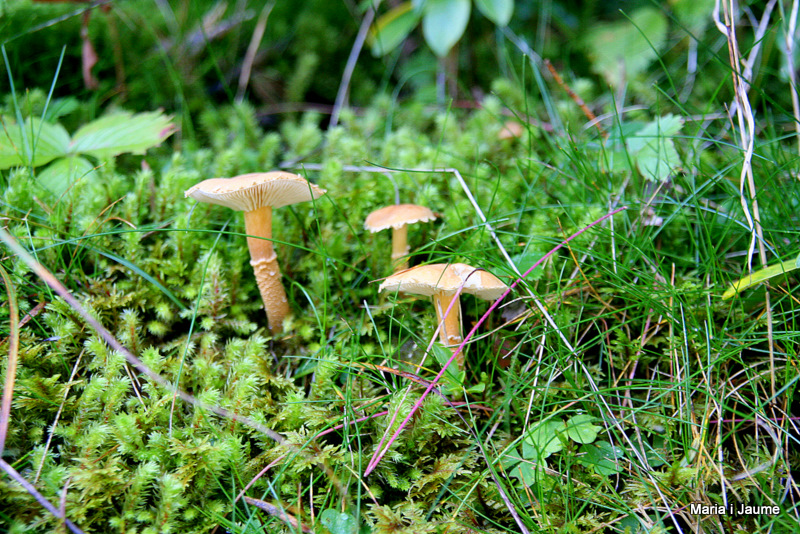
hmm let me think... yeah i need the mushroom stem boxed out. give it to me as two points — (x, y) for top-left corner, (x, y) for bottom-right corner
(391, 225), (409, 272)
(433, 293), (464, 367)
(244, 205), (289, 334)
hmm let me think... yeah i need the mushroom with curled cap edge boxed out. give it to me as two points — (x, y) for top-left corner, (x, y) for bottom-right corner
(378, 263), (507, 367)
(185, 171), (326, 334)
(364, 204), (437, 272)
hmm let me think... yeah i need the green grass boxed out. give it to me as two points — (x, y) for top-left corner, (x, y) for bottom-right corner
(1, 2), (800, 533)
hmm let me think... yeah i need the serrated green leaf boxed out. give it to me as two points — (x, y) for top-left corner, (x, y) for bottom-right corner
(369, 2), (419, 57)
(37, 156), (97, 196)
(722, 259), (798, 299)
(565, 414), (601, 444)
(582, 7), (667, 86)
(69, 110), (175, 160)
(320, 509), (358, 534)
(523, 420), (564, 460)
(422, 0), (470, 57)
(474, 0), (513, 26)
(0, 115), (70, 169)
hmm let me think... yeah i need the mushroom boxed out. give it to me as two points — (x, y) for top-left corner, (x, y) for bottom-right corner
(378, 263), (507, 367)
(364, 204), (437, 271)
(185, 171), (326, 334)
(498, 120), (524, 140)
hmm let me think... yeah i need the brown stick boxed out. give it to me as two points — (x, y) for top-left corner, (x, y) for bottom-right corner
(545, 59), (607, 139)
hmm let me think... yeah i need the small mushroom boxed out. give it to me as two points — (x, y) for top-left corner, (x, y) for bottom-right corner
(364, 204), (437, 272)
(378, 263), (507, 367)
(185, 171), (325, 334)
(498, 120), (524, 140)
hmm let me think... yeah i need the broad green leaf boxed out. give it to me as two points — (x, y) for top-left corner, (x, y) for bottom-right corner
(69, 110), (175, 161)
(582, 7), (667, 87)
(474, 0), (513, 26)
(320, 509), (358, 534)
(523, 420), (564, 461)
(565, 414), (601, 444)
(0, 115), (70, 169)
(722, 259), (798, 299)
(580, 441), (625, 476)
(369, 2), (419, 57)
(422, 0), (470, 57)
(627, 114), (683, 182)
(509, 458), (540, 485)
(37, 156), (97, 196)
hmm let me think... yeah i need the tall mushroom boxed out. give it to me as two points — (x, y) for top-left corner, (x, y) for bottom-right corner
(185, 171), (325, 334)
(378, 263), (507, 367)
(364, 204), (437, 272)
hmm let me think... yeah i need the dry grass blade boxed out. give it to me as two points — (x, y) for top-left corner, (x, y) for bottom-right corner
(242, 496), (312, 532)
(713, 0), (776, 395)
(236, 2), (274, 103)
(0, 264), (18, 457)
(0, 459), (85, 534)
(0, 226), (285, 443)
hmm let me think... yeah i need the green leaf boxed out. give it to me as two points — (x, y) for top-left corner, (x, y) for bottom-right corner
(523, 420), (564, 461)
(320, 509), (358, 534)
(565, 414), (601, 444)
(511, 251), (545, 280)
(582, 7), (667, 87)
(69, 110), (175, 160)
(369, 2), (419, 57)
(422, 0), (470, 57)
(431, 342), (462, 381)
(37, 156), (97, 196)
(626, 114), (683, 182)
(580, 441), (624, 476)
(722, 259), (799, 299)
(0, 115), (70, 169)
(474, 0), (513, 26)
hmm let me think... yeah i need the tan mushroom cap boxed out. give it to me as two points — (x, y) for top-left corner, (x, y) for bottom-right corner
(379, 263), (507, 300)
(498, 120), (524, 140)
(185, 171), (326, 211)
(364, 204), (437, 232)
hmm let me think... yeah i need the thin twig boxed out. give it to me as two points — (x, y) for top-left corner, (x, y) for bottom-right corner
(0, 226), (285, 443)
(0, 459), (85, 534)
(783, 0), (800, 157)
(714, 0), (775, 396)
(35, 349), (86, 483)
(0, 264), (18, 457)
(242, 496), (312, 533)
(330, 6), (374, 128)
(544, 59), (607, 138)
(236, 2), (274, 103)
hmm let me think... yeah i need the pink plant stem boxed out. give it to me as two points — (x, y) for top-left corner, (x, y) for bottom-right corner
(364, 206), (627, 476)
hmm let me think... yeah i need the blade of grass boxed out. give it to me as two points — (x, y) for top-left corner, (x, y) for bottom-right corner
(0, 459), (85, 534)
(0, 264), (18, 457)
(364, 206), (627, 476)
(0, 225), (284, 443)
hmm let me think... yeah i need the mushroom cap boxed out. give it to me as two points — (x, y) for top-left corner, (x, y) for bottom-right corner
(378, 263), (507, 300)
(185, 171), (326, 212)
(364, 204), (437, 232)
(498, 120), (524, 140)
